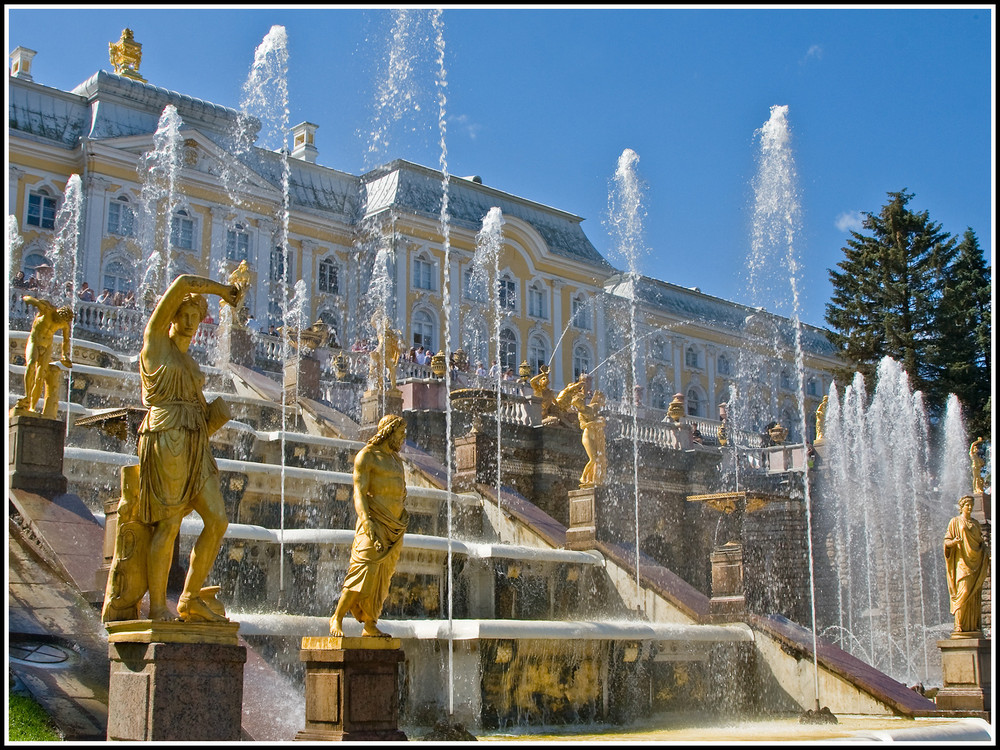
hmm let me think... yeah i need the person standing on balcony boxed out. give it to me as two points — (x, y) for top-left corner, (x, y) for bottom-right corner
(78, 281), (95, 302)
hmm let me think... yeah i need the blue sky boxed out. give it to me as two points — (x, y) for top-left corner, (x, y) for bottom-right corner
(6, 5), (994, 328)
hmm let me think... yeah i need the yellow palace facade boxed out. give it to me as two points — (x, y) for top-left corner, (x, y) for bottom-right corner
(7, 41), (842, 438)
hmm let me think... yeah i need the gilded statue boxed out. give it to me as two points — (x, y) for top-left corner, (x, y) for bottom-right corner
(969, 437), (985, 494)
(943, 495), (990, 636)
(108, 28), (145, 82)
(330, 414), (409, 638)
(368, 313), (402, 394)
(529, 365), (559, 423)
(226, 260), (252, 328)
(102, 273), (246, 623)
(12, 295), (74, 419)
(281, 319), (331, 354)
(814, 395), (828, 444)
(574, 389), (607, 488)
(547, 375), (586, 428)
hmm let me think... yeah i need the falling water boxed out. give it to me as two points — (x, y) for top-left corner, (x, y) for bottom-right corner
(138, 106), (185, 308)
(429, 8), (458, 719)
(473, 207), (506, 526)
(608, 148), (646, 603)
(236, 24), (292, 603)
(48, 175), (84, 436)
(822, 357), (955, 686)
(748, 104), (822, 707)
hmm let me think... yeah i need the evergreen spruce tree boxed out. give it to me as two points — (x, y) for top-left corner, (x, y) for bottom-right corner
(933, 227), (991, 437)
(824, 189), (957, 412)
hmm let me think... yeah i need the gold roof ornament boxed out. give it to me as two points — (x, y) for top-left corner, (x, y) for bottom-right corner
(109, 28), (146, 82)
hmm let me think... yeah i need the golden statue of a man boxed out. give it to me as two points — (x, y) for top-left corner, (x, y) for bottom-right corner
(943, 495), (990, 636)
(368, 313), (402, 394)
(814, 395), (829, 444)
(330, 414), (409, 638)
(969, 437), (985, 494)
(574, 389), (607, 488)
(13, 295), (74, 419)
(108, 273), (245, 623)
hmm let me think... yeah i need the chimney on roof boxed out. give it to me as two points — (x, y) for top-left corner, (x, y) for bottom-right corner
(10, 47), (37, 81)
(291, 122), (319, 164)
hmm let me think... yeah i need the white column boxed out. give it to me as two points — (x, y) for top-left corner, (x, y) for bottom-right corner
(672, 336), (684, 395)
(593, 289), (605, 390)
(82, 174), (111, 291)
(447, 254), (460, 353)
(9, 165), (25, 217)
(393, 243), (407, 333)
(299, 239), (317, 322)
(551, 279), (564, 385)
(706, 344), (717, 418)
(256, 218), (274, 325)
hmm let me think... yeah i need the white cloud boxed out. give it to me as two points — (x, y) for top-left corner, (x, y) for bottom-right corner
(449, 113), (482, 141)
(835, 211), (864, 233)
(804, 44), (823, 62)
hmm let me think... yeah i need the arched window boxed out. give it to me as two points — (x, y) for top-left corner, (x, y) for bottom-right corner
(686, 388), (702, 417)
(571, 295), (591, 330)
(572, 344), (592, 381)
(103, 259), (134, 295)
(269, 245), (287, 283)
(685, 346), (699, 369)
(717, 354), (731, 376)
(412, 309), (435, 351)
(498, 327), (518, 371)
(649, 380), (669, 410)
(527, 334), (547, 375)
(498, 275), (517, 312)
(413, 252), (435, 291)
(464, 266), (486, 302)
(22, 252), (50, 280)
(170, 209), (195, 250)
(318, 257), (339, 294)
(26, 188), (57, 230)
(650, 337), (667, 362)
(806, 376), (819, 396)
(527, 281), (547, 319)
(226, 223), (250, 262)
(107, 195), (136, 237)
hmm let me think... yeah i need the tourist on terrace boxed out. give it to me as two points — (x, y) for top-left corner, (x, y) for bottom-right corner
(475, 361), (487, 378)
(123, 290), (136, 309)
(78, 281), (96, 302)
(97, 287), (113, 304)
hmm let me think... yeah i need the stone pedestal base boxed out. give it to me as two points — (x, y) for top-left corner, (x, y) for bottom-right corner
(285, 354), (321, 402)
(8, 412), (68, 496)
(296, 636), (407, 741)
(107, 624), (246, 741)
(709, 542), (745, 619)
(936, 637), (991, 712)
(359, 390), (403, 441)
(454, 430), (495, 491)
(566, 487), (600, 550)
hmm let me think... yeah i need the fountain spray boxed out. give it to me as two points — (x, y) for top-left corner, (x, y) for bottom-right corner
(750, 104), (823, 712)
(609, 148), (646, 606)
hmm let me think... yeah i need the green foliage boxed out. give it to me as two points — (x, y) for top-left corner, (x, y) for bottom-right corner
(825, 190), (991, 431)
(8, 693), (63, 741)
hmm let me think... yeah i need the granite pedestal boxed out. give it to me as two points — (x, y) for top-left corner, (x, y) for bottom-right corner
(8, 412), (68, 496)
(296, 636), (407, 741)
(936, 636), (991, 713)
(565, 486), (600, 550)
(106, 621), (245, 741)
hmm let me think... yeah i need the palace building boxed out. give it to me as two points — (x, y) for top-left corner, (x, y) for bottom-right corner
(7, 37), (841, 439)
